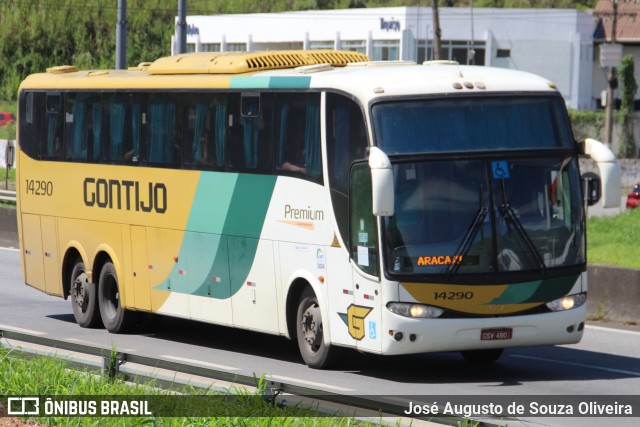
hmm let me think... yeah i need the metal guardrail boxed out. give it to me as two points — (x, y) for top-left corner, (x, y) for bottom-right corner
(0, 190), (16, 202)
(0, 328), (475, 426)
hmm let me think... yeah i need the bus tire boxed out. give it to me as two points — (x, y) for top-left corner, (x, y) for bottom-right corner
(98, 261), (135, 333)
(70, 258), (102, 328)
(296, 287), (339, 369)
(460, 348), (504, 363)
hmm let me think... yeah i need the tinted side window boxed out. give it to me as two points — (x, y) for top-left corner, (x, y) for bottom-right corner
(228, 93), (273, 174)
(145, 94), (179, 166)
(326, 93), (368, 245)
(103, 93), (142, 165)
(43, 94), (64, 160)
(182, 93), (227, 170)
(275, 93), (322, 180)
(18, 91), (44, 159)
(64, 93), (101, 162)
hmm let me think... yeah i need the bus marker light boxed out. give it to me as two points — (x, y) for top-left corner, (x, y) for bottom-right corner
(173, 256), (179, 262)
(318, 275), (325, 283)
(211, 276), (221, 282)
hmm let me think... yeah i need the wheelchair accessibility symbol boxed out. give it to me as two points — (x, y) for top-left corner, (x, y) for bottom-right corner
(492, 161), (510, 179)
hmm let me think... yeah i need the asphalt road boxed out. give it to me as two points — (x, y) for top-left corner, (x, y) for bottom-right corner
(1, 246), (639, 426)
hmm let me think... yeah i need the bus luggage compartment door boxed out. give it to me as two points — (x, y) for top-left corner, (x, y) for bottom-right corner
(20, 214), (46, 292)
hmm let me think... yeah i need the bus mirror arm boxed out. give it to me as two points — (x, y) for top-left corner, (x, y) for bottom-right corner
(583, 138), (622, 209)
(368, 147), (395, 216)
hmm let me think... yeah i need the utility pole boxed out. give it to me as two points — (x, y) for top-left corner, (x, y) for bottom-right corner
(116, 0), (127, 69)
(431, 0), (442, 60)
(604, 0), (618, 148)
(177, 0), (187, 54)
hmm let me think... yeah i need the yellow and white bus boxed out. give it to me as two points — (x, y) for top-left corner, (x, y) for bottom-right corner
(17, 50), (620, 368)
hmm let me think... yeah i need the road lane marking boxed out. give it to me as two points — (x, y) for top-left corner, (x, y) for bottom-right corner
(511, 354), (640, 377)
(161, 355), (239, 371)
(65, 338), (136, 353)
(0, 246), (19, 252)
(268, 374), (353, 392)
(0, 324), (47, 335)
(588, 324), (640, 337)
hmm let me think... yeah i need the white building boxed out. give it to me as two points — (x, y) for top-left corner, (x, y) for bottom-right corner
(173, 6), (596, 110)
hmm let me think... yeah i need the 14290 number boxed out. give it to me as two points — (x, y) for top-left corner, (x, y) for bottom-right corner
(25, 179), (53, 196)
(434, 291), (474, 301)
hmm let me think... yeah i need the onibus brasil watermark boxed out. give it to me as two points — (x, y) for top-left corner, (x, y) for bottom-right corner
(5, 397), (151, 416)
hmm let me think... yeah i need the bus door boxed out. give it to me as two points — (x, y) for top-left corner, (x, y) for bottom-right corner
(349, 163), (382, 353)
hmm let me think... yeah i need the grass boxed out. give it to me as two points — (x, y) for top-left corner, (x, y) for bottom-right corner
(586, 209), (640, 269)
(0, 347), (386, 426)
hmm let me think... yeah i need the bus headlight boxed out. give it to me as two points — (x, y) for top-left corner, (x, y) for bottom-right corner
(387, 302), (444, 319)
(546, 293), (587, 312)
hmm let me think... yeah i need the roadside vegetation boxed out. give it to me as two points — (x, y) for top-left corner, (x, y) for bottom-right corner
(587, 208), (640, 269)
(0, 347), (385, 426)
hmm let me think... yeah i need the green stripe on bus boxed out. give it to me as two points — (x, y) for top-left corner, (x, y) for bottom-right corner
(487, 274), (579, 305)
(230, 76), (311, 89)
(155, 173), (277, 300)
(486, 281), (541, 305)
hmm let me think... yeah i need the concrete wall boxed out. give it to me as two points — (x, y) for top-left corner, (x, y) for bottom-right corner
(587, 265), (640, 323)
(0, 206), (18, 247)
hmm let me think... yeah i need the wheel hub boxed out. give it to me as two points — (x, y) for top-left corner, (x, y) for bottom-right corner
(73, 272), (88, 308)
(301, 306), (322, 349)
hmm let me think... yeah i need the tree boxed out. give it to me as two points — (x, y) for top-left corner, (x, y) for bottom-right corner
(618, 55), (638, 158)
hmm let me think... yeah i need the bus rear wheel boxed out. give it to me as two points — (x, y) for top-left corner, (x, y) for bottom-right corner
(296, 287), (339, 369)
(460, 348), (504, 363)
(98, 261), (136, 333)
(70, 258), (101, 328)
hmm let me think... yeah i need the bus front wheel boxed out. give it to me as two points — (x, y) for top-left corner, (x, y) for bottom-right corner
(460, 348), (504, 363)
(70, 258), (101, 328)
(296, 287), (339, 369)
(98, 261), (135, 333)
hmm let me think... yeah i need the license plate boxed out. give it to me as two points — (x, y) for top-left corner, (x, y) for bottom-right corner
(481, 328), (513, 341)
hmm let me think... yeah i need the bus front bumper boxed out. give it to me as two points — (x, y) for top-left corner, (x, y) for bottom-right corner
(380, 305), (585, 355)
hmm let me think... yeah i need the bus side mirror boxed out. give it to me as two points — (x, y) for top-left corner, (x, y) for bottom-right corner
(583, 138), (621, 208)
(368, 146), (394, 216)
(582, 172), (601, 206)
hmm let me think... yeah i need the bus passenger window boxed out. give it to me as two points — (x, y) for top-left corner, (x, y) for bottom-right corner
(64, 93), (101, 162)
(275, 93), (321, 179)
(18, 92), (43, 160)
(146, 95), (178, 166)
(183, 94), (227, 170)
(102, 93), (142, 164)
(44, 94), (63, 160)
(229, 93), (273, 174)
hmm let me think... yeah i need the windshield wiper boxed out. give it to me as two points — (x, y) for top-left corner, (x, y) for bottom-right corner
(447, 186), (488, 277)
(498, 179), (548, 274)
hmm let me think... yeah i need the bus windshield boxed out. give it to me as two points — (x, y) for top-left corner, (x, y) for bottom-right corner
(372, 95), (574, 154)
(384, 156), (585, 279)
